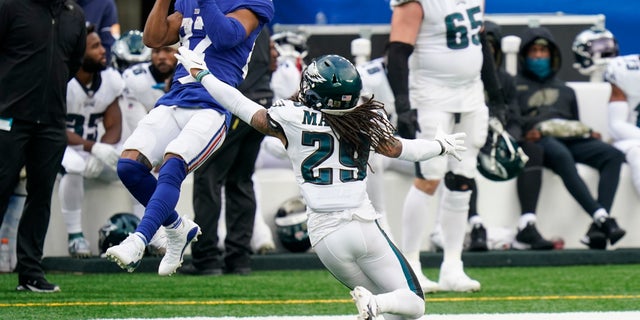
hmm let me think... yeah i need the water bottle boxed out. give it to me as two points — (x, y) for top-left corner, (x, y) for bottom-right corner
(0, 238), (10, 273)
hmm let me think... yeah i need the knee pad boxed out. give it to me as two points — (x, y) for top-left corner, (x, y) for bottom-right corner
(444, 171), (474, 191)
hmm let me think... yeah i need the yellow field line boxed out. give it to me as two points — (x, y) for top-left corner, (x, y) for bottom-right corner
(1, 294), (640, 308)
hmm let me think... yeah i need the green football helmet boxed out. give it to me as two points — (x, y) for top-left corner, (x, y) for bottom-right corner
(299, 54), (362, 114)
(98, 213), (140, 254)
(477, 118), (529, 181)
(111, 30), (152, 72)
(274, 196), (311, 253)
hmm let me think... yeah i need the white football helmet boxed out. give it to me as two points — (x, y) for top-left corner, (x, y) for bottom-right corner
(271, 31), (308, 65)
(111, 30), (152, 73)
(572, 26), (619, 76)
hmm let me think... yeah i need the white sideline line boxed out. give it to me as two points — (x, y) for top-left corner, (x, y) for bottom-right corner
(96, 311), (640, 320)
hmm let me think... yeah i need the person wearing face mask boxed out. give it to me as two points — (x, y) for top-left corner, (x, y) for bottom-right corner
(512, 26), (627, 251)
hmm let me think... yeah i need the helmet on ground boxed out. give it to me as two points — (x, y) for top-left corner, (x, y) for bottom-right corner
(299, 54), (362, 114)
(572, 26), (619, 75)
(112, 30), (152, 72)
(98, 213), (140, 254)
(274, 196), (311, 253)
(477, 118), (529, 181)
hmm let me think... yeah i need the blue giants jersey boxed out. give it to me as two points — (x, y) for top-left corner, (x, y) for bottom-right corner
(156, 0), (274, 124)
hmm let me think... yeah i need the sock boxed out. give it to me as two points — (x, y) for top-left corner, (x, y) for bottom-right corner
(468, 215), (483, 226)
(133, 232), (148, 245)
(518, 213), (537, 230)
(439, 188), (470, 264)
(592, 208), (608, 221)
(136, 158), (186, 241)
(117, 158), (158, 206)
(400, 185), (434, 254)
(62, 209), (83, 235)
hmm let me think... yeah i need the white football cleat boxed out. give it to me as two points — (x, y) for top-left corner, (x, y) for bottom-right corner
(147, 227), (168, 256)
(438, 261), (481, 292)
(158, 216), (201, 276)
(68, 237), (92, 258)
(350, 286), (382, 320)
(105, 233), (146, 272)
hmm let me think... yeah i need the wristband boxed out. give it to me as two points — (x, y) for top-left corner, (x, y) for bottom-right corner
(195, 70), (211, 82)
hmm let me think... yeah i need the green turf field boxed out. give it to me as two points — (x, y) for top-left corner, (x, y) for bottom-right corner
(0, 264), (638, 320)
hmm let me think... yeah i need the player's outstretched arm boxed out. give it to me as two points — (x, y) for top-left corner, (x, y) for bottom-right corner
(174, 47), (285, 142)
(390, 126), (466, 162)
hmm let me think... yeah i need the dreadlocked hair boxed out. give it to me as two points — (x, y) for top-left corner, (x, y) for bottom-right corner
(321, 96), (396, 159)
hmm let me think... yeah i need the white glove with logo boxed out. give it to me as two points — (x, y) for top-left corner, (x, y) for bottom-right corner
(175, 47), (208, 77)
(91, 142), (119, 168)
(83, 155), (104, 178)
(435, 125), (467, 161)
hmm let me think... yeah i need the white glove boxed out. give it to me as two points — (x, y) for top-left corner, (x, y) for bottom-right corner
(91, 142), (119, 168)
(174, 47), (207, 77)
(435, 125), (467, 161)
(83, 155), (104, 179)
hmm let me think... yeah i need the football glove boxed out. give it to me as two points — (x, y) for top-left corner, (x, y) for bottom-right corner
(435, 125), (467, 161)
(175, 47), (207, 77)
(396, 109), (420, 139)
(83, 155), (104, 179)
(91, 142), (119, 168)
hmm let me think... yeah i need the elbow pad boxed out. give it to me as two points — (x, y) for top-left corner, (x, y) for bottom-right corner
(197, 0), (247, 50)
(386, 41), (414, 114)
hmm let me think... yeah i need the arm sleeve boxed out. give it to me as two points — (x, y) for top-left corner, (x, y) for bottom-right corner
(396, 137), (443, 161)
(200, 72), (264, 124)
(386, 41), (414, 114)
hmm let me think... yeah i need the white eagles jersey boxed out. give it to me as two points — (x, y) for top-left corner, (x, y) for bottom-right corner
(604, 54), (640, 124)
(357, 58), (396, 119)
(66, 68), (124, 143)
(267, 100), (375, 213)
(391, 0), (484, 87)
(122, 62), (166, 112)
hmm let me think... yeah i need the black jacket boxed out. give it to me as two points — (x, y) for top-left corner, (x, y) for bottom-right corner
(512, 26), (580, 136)
(237, 27), (274, 105)
(0, 0), (86, 126)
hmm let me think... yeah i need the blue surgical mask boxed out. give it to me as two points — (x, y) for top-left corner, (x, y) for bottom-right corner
(526, 57), (552, 79)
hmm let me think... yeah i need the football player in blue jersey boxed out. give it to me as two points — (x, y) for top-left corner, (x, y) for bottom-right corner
(105, 0), (274, 276)
(176, 48), (467, 320)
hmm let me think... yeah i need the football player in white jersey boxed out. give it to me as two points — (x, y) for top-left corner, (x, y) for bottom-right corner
(574, 27), (640, 196)
(119, 45), (178, 143)
(176, 49), (467, 320)
(387, 0), (486, 292)
(606, 56), (640, 194)
(59, 25), (124, 258)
